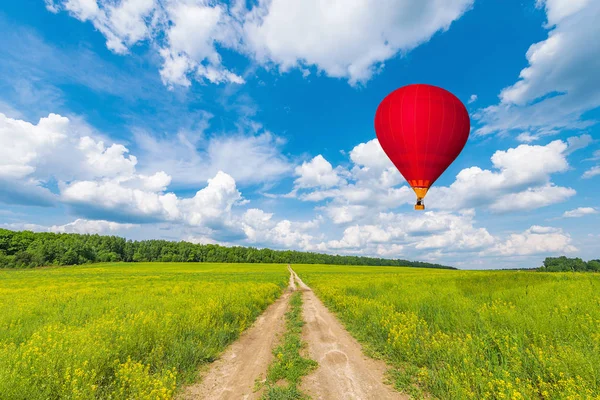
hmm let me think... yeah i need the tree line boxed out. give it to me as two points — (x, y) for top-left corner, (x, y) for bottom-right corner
(539, 256), (600, 272)
(0, 228), (455, 269)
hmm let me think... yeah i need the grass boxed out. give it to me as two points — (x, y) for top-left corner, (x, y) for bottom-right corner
(0, 262), (289, 399)
(261, 291), (318, 399)
(293, 264), (600, 400)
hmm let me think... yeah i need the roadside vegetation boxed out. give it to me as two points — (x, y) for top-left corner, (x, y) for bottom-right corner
(0, 228), (453, 269)
(0, 262), (288, 399)
(260, 291), (317, 399)
(294, 265), (600, 399)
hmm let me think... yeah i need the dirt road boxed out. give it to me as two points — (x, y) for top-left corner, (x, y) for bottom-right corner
(292, 271), (406, 400)
(181, 267), (406, 399)
(179, 281), (293, 400)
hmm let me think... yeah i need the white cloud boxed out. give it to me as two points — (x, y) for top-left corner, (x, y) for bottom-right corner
(294, 155), (344, 189)
(324, 210), (495, 257)
(587, 149), (600, 161)
(61, 179), (181, 222)
(0, 112), (70, 180)
(50, 0), (474, 86)
(244, 0), (473, 85)
(489, 225), (577, 256)
(475, 0), (600, 140)
(327, 225), (393, 250)
(54, 0), (244, 86)
(349, 139), (402, 187)
(489, 185), (575, 212)
(242, 208), (321, 250)
(0, 110), (291, 192)
(582, 166), (600, 179)
(562, 207), (598, 218)
(1, 219), (136, 235)
(76, 136), (138, 179)
(179, 171), (243, 228)
(134, 126), (292, 187)
(0, 112), (139, 182)
(63, 0), (156, 54)
(564, 134), (593, 155)
(49, 219), (137, 234)
(251, 134), (584, 262)
(44, 0), (60, 13)
(468, 94), (477, 104)
(61, 170), (247, 228)
(0, 112), (250, 233)
(0, 112), (144, 206)
(0, 180), (56, 207)
(323, 205), (370, 225)
(290, 139), (412, 224)
(158, 1), (245, 86)
(428, 139), (575, 211)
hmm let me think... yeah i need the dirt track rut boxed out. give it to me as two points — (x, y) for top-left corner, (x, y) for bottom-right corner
(181, 267), (406, 399)
(292, 271), (406, 400)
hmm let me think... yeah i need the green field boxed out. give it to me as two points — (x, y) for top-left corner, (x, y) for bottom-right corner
(294, 265), (600, 399)
(0, 262), (288, 399)
(2, 263), (599, 399)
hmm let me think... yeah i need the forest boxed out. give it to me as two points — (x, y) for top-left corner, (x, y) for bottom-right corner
(539, 256), (600, 272)
(0, 228), (454, 269)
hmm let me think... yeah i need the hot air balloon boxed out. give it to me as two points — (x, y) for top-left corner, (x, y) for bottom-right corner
(374, 84), (470, 210)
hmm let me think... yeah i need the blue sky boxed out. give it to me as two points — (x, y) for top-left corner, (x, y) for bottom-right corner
(1, 0), (599, 269)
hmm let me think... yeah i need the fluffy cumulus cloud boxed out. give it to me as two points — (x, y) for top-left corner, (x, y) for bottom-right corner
(490, 225), (577, 256)
(241, 209), (323, 250)
(0, 112), (248, 235)
(0, 112), (137, 182)
(158, 1), (245, 86)
(474, 0), (600, 140)
(47, 0), (474, 86)
(325, 210), (495, 257)
(293, 155), (345, 190)
(243, 0), (474, 85)
(58, 164), (246, 227)
(562, 207), (598, 218)
(428, 139), (578, 212)
(0, 112), (138, 205)
(290, 139), (412, 224)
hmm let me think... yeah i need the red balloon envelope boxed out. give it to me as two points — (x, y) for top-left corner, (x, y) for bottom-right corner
(374, 84), (470, 210)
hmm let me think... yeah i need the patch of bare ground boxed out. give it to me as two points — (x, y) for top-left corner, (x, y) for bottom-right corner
(292, 270), (408, 400)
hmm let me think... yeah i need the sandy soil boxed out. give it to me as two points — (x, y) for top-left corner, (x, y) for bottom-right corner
(288, 265), (297, 291)
(179, 279), (294, 400)
(292, 271), (407, 400)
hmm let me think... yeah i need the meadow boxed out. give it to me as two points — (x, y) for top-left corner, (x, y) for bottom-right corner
(0, 262), (288, 399)
(293, 265), (600, 399)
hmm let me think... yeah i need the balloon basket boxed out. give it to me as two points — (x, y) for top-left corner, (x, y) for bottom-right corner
(415, 204), (425, 210)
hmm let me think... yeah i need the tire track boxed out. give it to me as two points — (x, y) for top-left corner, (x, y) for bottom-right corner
(291, 269), (407, 400)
